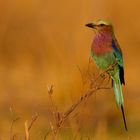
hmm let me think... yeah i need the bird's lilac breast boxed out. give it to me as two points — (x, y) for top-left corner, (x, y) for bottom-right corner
(91, 33), (113, 56)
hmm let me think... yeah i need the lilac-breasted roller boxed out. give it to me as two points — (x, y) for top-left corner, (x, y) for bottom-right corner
(85, 20), (127, 131)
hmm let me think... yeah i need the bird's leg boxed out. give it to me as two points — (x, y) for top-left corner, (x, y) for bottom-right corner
(97, 62), (117, 90)
(106, 61), (117, 72)
(90, 62), (117, 90)
(98, 73), (112, 90)
(100, 72), (106, 79)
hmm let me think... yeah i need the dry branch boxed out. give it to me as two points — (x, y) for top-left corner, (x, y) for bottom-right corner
(48, 62), (117, 140)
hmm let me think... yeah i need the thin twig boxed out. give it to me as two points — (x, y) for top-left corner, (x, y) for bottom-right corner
(43, 131), (50, 140)
(63, 87), (99, 120)
(25, 121), (29, 140)
(24, 113), (39, 140)
(10, 117), (20, 140)
(28, 113), (38, 131)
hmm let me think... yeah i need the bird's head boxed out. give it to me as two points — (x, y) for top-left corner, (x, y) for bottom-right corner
(85, 20), (113, 34)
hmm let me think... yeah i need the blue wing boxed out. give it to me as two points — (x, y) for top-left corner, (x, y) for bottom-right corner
(112, 39), (125, 85)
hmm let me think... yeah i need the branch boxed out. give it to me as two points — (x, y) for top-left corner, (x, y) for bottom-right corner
(48, 62), (117, 139)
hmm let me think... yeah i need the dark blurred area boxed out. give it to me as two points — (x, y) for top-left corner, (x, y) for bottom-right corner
(0, 0), (140, 139)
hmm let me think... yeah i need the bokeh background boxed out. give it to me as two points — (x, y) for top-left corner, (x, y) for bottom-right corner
(0, 0), (140, 139)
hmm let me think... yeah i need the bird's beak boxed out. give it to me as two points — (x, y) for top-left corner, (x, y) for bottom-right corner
(85, 23), (96, 28)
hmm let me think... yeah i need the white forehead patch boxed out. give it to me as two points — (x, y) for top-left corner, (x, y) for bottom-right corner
(96, 20), (111, 26)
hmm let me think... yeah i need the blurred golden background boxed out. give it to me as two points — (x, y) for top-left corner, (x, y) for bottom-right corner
(0, 0), (140, 139)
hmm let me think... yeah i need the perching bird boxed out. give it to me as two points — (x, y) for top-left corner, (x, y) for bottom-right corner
(85, 20), (127, 131)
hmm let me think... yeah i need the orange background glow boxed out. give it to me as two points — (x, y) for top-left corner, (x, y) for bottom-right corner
(0, 0), (139, 139)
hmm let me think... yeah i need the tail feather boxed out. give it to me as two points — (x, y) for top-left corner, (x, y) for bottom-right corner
(121, 105), (128, 131)
(113, 78), (124, 106)
(113, 79), (128, 131)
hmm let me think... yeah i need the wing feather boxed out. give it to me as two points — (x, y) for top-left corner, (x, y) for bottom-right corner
(112, 38), (125, 85)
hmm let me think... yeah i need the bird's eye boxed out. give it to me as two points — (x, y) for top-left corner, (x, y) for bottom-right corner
(100, 24), (105, 26)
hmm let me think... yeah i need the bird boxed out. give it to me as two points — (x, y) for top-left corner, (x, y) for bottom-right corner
(85, 20), (127, 131)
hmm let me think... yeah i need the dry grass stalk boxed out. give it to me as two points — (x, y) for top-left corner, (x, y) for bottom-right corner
(28, 113), (38, 131)
(24, 113), (39, 140)
(25, 121), (29, 140)
(10, 117), (20, 140)
(10, 107), (20, 140)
